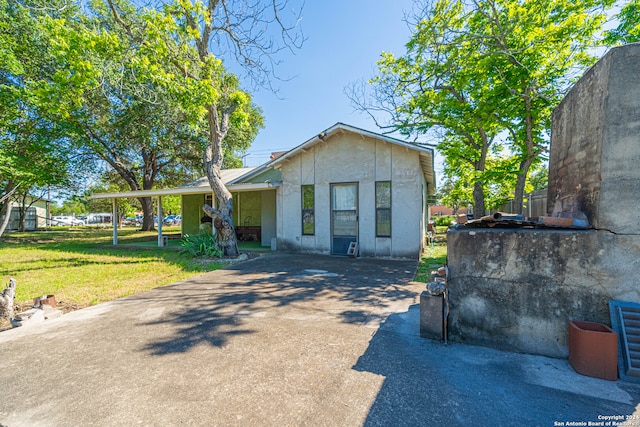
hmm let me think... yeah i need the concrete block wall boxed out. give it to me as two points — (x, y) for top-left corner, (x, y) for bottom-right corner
(447, 44), (640, 358)
(549, 44), (640, 234)
(447, 228), (640, 358)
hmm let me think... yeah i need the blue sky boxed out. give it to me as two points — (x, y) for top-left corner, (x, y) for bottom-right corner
(234, 0), (417, 167)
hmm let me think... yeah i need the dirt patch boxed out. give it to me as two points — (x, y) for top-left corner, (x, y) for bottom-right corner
(0, 300), (90, 332)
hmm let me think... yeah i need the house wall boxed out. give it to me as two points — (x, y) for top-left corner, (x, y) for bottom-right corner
(234, 191), (261, 226)
(183, 191), (274, 246)
(182, 194), (206, 236)
(276, 132), (425, 258)
(261, 190), (276, 247)
(3, 199), (47, 231)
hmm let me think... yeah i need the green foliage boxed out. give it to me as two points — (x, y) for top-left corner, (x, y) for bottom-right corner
(51, 196), (89, 216)
(433, 215), (454, 227)
(0, 0), (82, 199)
(528, 166), (549, 191)
(415, 239), (447, 283)
(180, 231), (223, 258)
(604, 0), (640, 45)
(361, 0), (614, 215)
(162, 195), (181, 216)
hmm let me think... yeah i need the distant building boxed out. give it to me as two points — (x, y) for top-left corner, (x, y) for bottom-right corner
(2, 196), (49, 231)
(429, 205), (468, 217)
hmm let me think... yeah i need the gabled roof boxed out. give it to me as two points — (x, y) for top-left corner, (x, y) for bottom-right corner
(237, 122), (436, 193)
(90, 123), (436, 200)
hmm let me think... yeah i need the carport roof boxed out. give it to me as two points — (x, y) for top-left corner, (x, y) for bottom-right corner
(89, 167), (280, 200)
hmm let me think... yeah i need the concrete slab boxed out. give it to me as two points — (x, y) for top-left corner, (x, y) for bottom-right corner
(0, 252), (639, 426)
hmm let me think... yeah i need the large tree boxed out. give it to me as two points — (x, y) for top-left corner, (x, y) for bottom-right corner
(350, 0), (504, 215)
(604, 0), (640, 45)
(104, 0), (303, 256)
(352, 0), (612, 215)
(38, 0), (264, 231)
(467, 0), (612, 214)
(0, 0), (79, 237)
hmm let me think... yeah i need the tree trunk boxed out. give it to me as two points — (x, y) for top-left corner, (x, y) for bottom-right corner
(138, 196), (155, 231)
(513, 157), (534, 216)
(512, 87), (537, 216)
(203, 144), (239, 257)
(473, 181), (485, 217)
(203, 202), (237, 256)
(0, 200), (13, 239)
(18, 206), (25, 232)
(472, 130), (489, 217)
(202, 101), (239, 257)
(139, 148), (159, 232)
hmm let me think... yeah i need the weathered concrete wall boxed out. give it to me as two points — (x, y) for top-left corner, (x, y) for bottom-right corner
(549, 44), (640, 234)
(447, 228), (640, 357)
(447, 44), (640, 358)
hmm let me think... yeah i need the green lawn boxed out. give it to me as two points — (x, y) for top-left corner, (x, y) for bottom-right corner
(0, 227), (225, 308)
(2, 225), (443, 317)
(415, 229), (448, 283)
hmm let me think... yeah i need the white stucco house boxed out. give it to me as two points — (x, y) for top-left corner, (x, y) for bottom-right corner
(91, 123), (436, 259)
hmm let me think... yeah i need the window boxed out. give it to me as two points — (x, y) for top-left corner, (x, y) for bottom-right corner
(376, 181), (391, 237)
(302, 185), (315, 235)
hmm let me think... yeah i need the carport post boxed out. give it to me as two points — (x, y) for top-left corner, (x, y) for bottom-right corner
(157, 196), (163, 247)
(111, 198), (118, 245)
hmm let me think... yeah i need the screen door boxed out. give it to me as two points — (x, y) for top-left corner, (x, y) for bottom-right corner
(331, 183), (358, 255)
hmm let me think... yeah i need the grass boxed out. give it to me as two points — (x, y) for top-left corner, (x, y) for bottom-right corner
(415, 227), (448, 283)
(0, 226), (226, 308)
(2, 224), (441, 319)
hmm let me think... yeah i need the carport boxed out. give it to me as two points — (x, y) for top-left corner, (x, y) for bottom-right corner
(89, 168), (279, 247)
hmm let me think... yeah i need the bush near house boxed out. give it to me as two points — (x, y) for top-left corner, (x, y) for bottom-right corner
(433, 215), (455, 227)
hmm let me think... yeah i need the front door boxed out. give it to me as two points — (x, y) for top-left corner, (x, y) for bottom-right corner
(331, 183), (358, 255)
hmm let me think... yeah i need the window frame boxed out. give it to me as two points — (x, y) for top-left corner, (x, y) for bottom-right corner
(375, 181), (392, 237)
(301, 184), (315, 235)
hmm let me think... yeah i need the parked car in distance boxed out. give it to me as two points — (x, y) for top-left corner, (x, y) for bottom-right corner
(51, 216), (85, 226)
(163, 215), (182, 226)
(123, 217), (139, 226)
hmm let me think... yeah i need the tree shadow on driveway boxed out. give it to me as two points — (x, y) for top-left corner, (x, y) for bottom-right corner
(352, 305), (640, 426)
(135, 252), (419, 356)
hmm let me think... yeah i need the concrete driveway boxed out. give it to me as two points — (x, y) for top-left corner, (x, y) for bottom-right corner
(1, 252), (639, 426)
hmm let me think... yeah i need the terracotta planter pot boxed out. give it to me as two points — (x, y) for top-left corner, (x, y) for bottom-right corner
(568, 320), (618, 381)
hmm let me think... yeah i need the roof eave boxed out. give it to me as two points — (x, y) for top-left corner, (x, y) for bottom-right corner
(90, 182), (280, 200)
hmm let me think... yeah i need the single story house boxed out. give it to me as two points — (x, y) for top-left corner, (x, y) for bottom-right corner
(91, 123), (436, 259)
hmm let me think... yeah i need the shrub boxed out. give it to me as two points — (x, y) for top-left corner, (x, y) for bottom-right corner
(434, 215), (455, 227)
(180, 232), (223, 258)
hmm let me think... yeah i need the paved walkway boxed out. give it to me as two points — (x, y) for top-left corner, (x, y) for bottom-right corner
(0, 253), (639, 426)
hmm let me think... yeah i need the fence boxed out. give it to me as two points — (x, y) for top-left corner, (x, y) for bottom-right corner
(494, 189), (548, 217)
